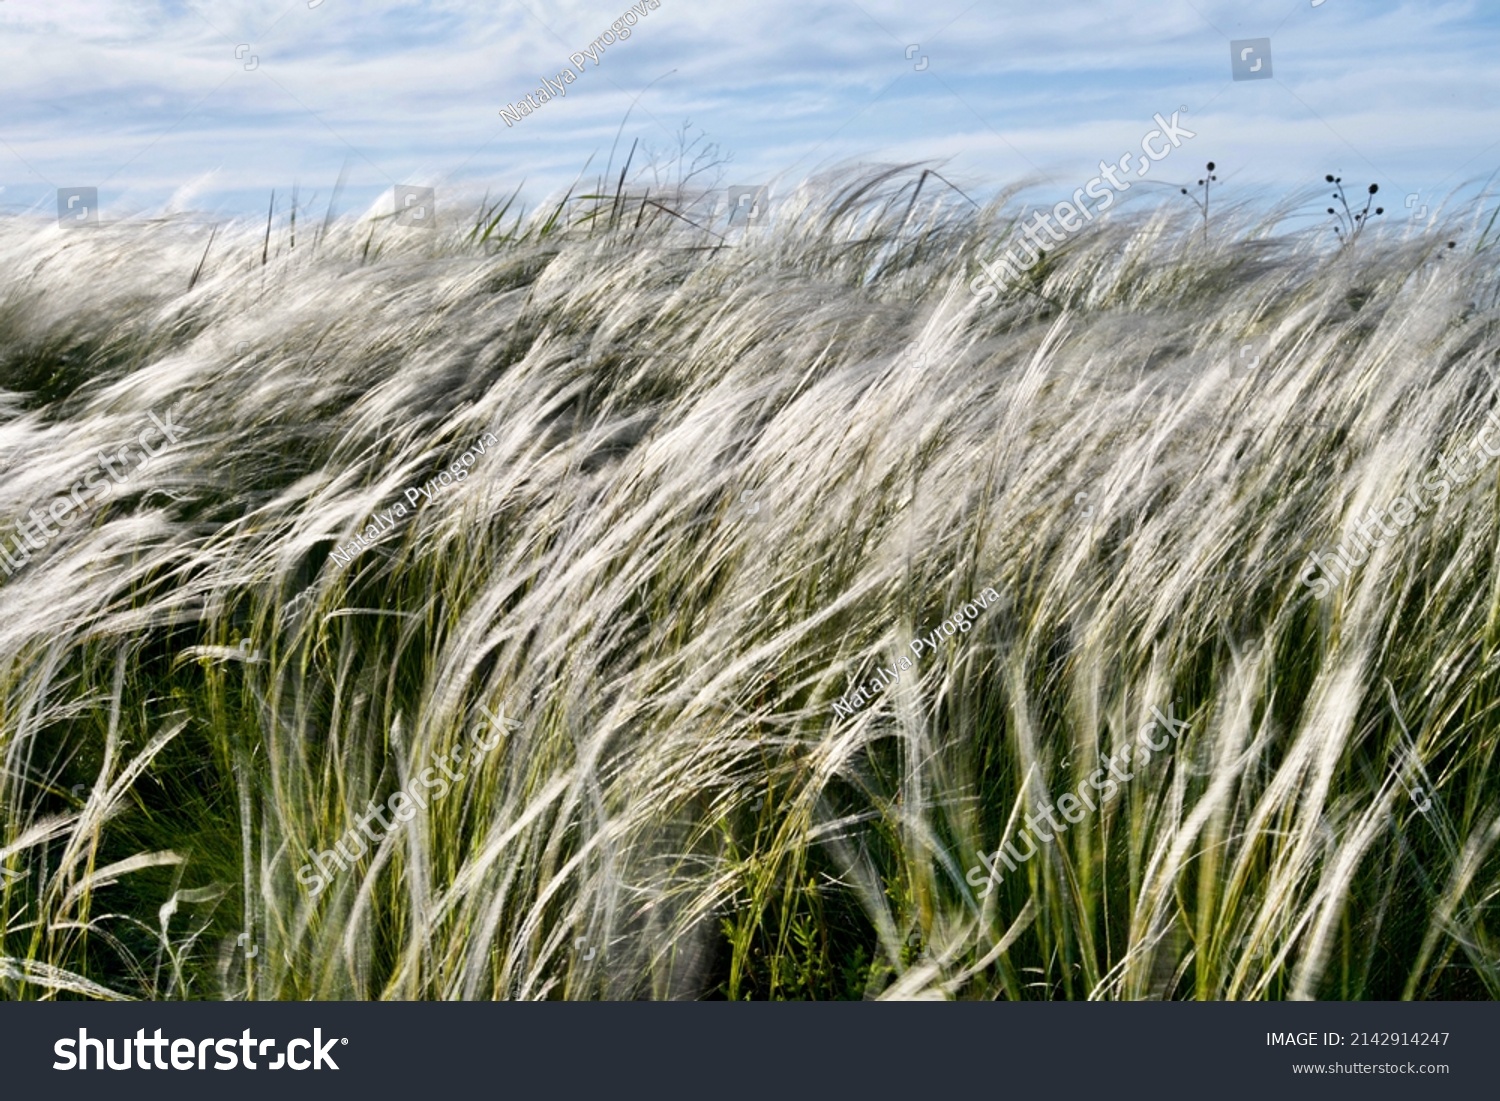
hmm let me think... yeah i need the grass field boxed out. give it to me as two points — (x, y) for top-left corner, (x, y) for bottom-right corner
(1, 167), (1498, 1000)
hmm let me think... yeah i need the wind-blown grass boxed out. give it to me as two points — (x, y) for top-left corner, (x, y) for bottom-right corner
(1, 167), (1498, 1000)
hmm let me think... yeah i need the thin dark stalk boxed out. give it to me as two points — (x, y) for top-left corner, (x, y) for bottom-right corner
(317, 157), (351, 251)
(1171, 163), (1216, 245)
(472, 182), (524, 250)
(639, 198), (728, 243)
(1203, 176), (1211, 246)
(603, 69), (677, 189)
(261, 190), (275, 267)
(1477, 203), (1500, 254)
(612, 138), (638, 233)
(468, 189), (492, 242)
(898, 170), (930, 237)
(901, 168), (980, 231)
(187, 224), (218, 291)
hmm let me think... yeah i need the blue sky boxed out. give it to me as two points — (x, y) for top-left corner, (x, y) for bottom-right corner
(2, 0), (1497, 227)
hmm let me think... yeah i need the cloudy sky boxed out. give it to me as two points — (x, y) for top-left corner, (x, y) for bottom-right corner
(2, 0), (1497, 226)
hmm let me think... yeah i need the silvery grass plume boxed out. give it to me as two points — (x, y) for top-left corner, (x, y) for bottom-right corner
(0, 166), (1498, 1001)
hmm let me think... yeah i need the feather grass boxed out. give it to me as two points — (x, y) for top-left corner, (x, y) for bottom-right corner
(0, 167), (1497, 1000)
